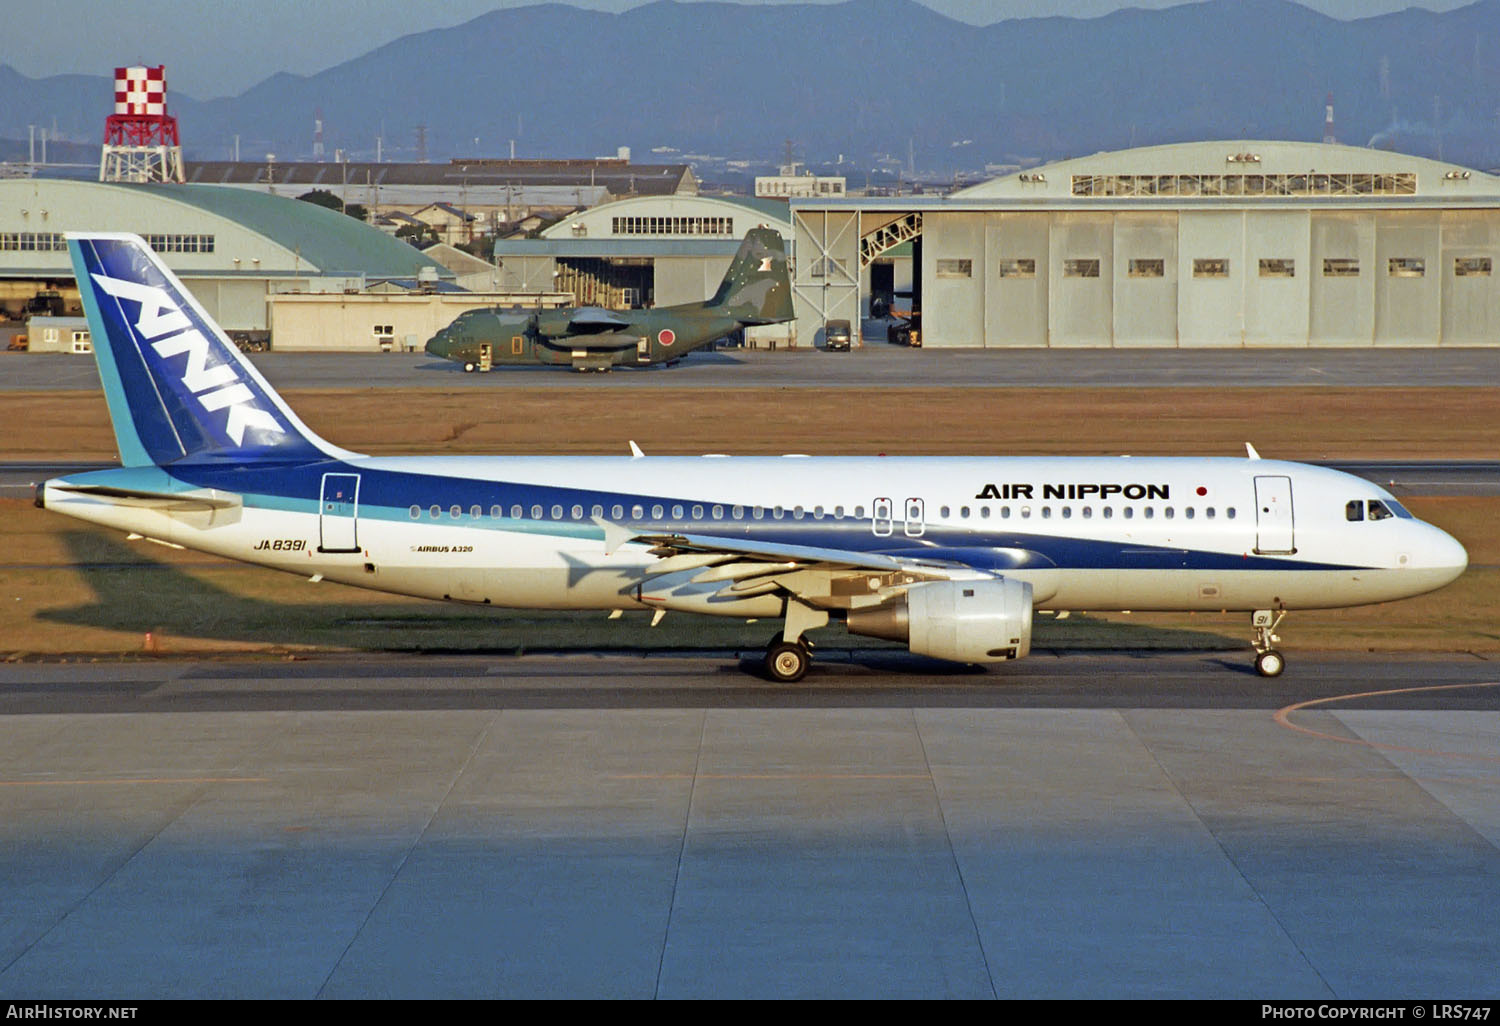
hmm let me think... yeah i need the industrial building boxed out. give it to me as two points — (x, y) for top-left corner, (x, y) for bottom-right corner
(0, 178), (453, 337)
(185, 157), (698, 240)
(492, 193), (793, 320)
(790, 141), (1500, 347)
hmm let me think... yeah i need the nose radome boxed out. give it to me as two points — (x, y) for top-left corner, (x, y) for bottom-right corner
(1436, 528), (1469, 577)
(1418, 523), (1468, 583)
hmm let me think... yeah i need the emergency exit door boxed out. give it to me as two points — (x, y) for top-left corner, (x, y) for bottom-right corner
(1254, 475), (1295, 554)
(904, 497), (926, 538)
(319, 473), (361, 553)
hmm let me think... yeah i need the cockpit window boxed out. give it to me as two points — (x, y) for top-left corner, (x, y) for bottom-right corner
(1349, 498), (1414, 522)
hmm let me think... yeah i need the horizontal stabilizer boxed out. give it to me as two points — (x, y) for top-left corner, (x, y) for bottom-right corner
(51, 482), (242, 512)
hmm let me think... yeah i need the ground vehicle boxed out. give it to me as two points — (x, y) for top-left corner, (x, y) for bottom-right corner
(24, 290), (64, 318)
(888, 309), (921, 347)
(824, 319), (851, 351)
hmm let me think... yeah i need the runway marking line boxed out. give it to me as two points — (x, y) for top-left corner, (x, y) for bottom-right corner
(1273, 681), (1500, 764)
(1275, 776), (1491, 785)
(0, 776), (270, 787)
(608, 773), (930, 781)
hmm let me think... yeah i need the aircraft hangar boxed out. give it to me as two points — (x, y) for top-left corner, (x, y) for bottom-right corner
(0, 178), (452, 336)
(491, 193), (794, 340)
(790, 140), (1500, 348)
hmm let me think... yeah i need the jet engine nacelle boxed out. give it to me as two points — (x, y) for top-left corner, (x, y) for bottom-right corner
(847, 578), (1033, 663)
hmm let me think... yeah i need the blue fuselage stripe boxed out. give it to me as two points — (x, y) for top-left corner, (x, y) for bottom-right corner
(136, 459), (1368, 573)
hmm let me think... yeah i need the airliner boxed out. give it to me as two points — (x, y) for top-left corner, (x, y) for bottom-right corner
(39, 234), (1468, 681)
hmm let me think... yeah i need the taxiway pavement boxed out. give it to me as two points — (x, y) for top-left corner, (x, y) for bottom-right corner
(6, 344), (1500, 391)
(2, 652), (1498, 999)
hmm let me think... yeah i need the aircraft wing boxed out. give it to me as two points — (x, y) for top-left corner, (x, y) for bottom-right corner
(565, 307), (632, 333)
(602, 523), (1062, 609)
(602, 524), (1025, 612)
(612, 528), (955, 570)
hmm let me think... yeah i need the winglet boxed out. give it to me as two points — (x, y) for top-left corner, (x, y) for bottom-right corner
(628, 440), (644, 459)
(1245, 442), (1262, 460)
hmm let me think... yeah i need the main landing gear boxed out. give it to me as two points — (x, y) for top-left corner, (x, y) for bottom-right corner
(1252, 608), (1287, 677)
(763, 600), (828, 683)
(766, 637), (812, 683)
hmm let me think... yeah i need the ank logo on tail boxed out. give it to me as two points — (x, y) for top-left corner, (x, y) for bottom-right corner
(89, 253), (283, 446)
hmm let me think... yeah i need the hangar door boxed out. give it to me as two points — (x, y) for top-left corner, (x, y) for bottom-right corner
(1112, 212), (1177, 347)
(1049, 213), (1113, 347)
(985, 213), (1049, 347)
(1441, 210), (1500, 344)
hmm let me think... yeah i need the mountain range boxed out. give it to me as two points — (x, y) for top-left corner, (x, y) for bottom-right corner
(5, 0), (1499, 174)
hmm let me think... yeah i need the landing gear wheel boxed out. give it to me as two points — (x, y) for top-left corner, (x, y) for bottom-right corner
(765, 639), (811, 683)
(1251, 609), (1288, 678)
(463, 362), (476, 373)
(1255, 649), (1286, 678)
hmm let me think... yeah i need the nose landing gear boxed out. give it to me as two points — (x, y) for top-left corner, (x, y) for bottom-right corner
(1252, 608), (1287, 677)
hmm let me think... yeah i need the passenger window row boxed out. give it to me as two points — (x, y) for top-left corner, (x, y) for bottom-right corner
(406, 503), (875, 522)
(405, 501), (1236, 524)
(938, 504), (1235, 521)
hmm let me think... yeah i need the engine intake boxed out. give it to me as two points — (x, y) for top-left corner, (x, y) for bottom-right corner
(848, 578), (1033, 663)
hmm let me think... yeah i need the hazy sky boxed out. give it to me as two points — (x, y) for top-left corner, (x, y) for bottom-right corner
(1, 0), (1479, 98)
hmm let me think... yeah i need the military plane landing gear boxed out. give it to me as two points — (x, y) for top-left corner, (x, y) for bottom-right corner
(1252, 608), (1287, 677)
(462, 361), (477, 373)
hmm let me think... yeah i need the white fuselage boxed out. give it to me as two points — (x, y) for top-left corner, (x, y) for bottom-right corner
(45, 454), (1469, 616)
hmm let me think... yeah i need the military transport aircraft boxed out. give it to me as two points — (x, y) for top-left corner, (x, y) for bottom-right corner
(424, 227), (793, 372)
(42, 234), (1468, 683)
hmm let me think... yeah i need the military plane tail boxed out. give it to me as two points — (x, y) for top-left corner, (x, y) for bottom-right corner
(706, 227), (794, 326)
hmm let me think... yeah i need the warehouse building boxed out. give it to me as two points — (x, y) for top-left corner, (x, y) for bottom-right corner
(0, 178), (452, 339)
(790, 141), (1500, 347)
(186, 157), (697, 239)
(491, 193), (793, 318)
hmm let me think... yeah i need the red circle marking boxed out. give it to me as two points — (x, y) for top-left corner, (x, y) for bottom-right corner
(659, 329), (676, 346)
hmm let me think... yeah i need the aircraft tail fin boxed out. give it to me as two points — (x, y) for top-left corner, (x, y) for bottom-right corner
(67, 233), (347, 467)
(706, 227), (794, 325)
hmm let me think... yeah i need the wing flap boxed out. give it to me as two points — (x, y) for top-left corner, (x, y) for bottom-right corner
(629, 530), (912, 572)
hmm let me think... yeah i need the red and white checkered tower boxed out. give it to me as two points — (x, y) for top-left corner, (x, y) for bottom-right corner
(99, 65), (185, 184)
